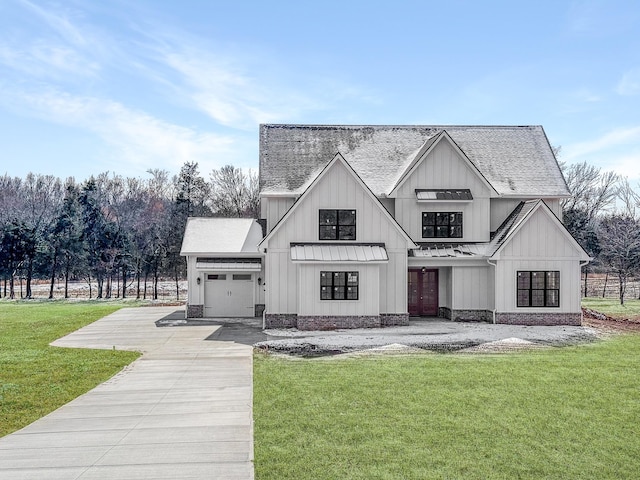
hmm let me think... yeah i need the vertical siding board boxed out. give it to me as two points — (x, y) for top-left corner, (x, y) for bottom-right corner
(394, 141), (492, 243)
(298, 264), (379, 316)
(263, 158), (410, 316)
(452, 266), (490, 310)
(498, 259), (579, 313)
(501, 210), (581, 260)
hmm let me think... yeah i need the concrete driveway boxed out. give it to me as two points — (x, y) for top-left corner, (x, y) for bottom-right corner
(0, 306), (254, 480)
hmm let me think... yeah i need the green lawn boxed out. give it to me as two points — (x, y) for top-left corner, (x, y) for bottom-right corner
(582, 297), (640, 320)
(0, 302), (140, 437)
(254, 336), (640, 479)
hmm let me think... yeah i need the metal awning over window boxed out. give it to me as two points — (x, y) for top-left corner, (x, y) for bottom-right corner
(416, 189), (473, 201)
(291, 243), (388, 263)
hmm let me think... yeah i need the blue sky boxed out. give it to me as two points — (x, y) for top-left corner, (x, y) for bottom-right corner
(1, 0), (639, 182)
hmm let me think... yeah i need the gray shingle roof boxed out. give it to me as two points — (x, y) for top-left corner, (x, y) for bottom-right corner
(259, 125), (569, 197)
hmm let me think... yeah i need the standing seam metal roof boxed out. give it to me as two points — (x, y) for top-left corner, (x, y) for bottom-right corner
(290, 244), (389, 262)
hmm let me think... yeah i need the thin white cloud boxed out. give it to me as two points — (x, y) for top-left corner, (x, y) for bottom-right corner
(617, 68), (640, 96)
(566, 0), (635, 36)
(0, 41), (99, 78)
(5, 86), (237, 174)
(18, 0), (89, 47)
(160, 49), (324, 130)
(603, 152), (640, 180)
(564, 126), (640, 160)
(572, 87), (601, 103)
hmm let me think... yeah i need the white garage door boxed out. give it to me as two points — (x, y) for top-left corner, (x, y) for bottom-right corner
(204, 273), (255, 317)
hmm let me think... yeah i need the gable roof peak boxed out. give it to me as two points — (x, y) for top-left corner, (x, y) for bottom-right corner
(488, 199), (590, 260)
(259, 149), (416, 249)
(388, 130), (497, 196)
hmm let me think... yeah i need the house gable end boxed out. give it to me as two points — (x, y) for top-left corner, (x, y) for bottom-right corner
(389, 131), (497, 198)
(491, 200), (590, 261)
(259, 153), (416, 250)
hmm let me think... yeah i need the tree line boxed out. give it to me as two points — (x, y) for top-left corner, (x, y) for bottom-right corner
(1, 158), (639, 304)
(0, 163), (258, 300)
(561, 161), (640, 304)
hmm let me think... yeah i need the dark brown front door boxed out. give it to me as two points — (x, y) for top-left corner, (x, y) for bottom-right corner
(408, 269), (438, 316)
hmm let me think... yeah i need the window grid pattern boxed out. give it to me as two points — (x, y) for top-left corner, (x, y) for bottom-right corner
(422, 212), (463, 238)
(319, 209), (356, 240)
(517, 271), (560, 307)
(320, 271), (359, 300)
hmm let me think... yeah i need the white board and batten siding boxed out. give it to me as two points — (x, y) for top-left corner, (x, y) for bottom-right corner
(394, 140), (492, 243)
(493, 207), (584, 313)
(298, 264), (379, 316)
(264, 250), (298, 314)
(490, 198), (564, 232)
(438, 267), (452, 310)
(263, 159), (411, 316)
(451, 266), (494, 310)
(261, 196), (296, 234)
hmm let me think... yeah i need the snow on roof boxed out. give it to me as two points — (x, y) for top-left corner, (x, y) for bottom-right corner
(180, 218), (263, 255)
(259, 125), (570, 197)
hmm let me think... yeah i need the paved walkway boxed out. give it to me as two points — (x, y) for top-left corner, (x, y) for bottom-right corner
(0, 307), (254, 480)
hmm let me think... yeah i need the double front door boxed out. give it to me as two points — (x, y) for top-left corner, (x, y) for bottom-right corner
(408, 268), (438, 316)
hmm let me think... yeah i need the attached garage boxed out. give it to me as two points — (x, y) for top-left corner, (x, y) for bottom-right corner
(204, 273), (254, 317)
(181, 218), (265, 318)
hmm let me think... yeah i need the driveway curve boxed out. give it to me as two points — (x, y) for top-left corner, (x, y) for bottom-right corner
(0, 306), (254, 480)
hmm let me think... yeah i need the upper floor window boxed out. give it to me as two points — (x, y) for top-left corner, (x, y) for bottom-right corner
(319, 209), (356, 240)
(517, 271), (560, 307)
(422, 212), (463, 238)
(320, 271), (359, 300)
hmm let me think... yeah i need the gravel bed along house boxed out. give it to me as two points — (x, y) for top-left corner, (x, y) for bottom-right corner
(255, 319), (601, 356)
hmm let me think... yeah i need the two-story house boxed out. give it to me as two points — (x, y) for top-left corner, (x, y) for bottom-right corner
(182, 124), (590, 329)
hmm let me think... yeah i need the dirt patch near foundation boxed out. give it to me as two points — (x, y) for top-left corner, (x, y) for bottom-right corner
(582, 307), (640, 333)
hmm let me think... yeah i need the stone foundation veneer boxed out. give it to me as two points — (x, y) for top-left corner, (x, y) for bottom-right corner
(495, 312), (582, 326)
(187, 304), (204, 318)
(264, 313), (298, 329)
(264, 313), (409, 330)
(380, 313), (410, 326)
(438, 307), (492, 323)
(451, 309), (493, 323)
(298, 315), (380, 331)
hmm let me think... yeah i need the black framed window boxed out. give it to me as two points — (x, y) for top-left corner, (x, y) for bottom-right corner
(319, 209), (356, 240)
(517, 271), (560, 307)
(422, 212), (463, 238)
(320, 271), (359, 300)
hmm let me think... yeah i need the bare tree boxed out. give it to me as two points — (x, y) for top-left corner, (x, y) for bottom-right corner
(561, 162), (620, 221)
(617, 178), (640, 219)
(561, 162), (621, 296)
(210, 166), (259, 218)
(17, 174), (63, 298)
(598, 214), (640, 305)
